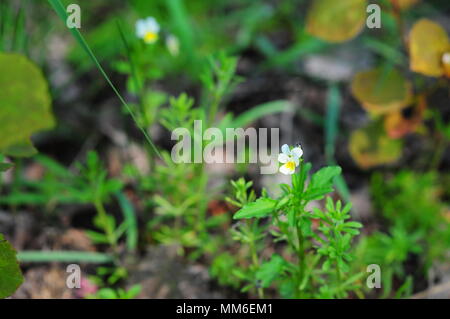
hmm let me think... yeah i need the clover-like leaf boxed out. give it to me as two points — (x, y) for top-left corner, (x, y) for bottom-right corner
(351, 68), (412, 115)
(0, 234), (24, 299)
(349, 121), (403, 169)
(409, 19), (450, 77)
(306, 0), (367, 43)
(0, 53), (55, 153)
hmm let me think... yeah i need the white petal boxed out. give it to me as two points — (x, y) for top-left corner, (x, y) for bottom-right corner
(443, 52), (450, 64)
(278, 153), (289, 164)
(136, 20), (147, 38)
(294, 157), (300, 167)
(145, 17), (160, 33)
(291, 147), (303, 159)
(280, 163), (295, 175)
(281, 144), (290, 155)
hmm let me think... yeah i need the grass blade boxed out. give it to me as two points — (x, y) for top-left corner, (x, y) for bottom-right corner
(47, 0), (162, 161)
(325, 84), (352, 206)
(233, 100), (293, 128)
(18, 250), (114, 263)
(116, 192), (138, 252)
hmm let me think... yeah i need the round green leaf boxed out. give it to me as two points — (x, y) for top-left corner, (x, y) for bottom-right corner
(0, 53), (54, 152)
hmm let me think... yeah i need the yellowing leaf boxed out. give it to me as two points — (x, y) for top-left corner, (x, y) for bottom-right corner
(2, 138), (38, 158)
(392, 0), (420, 10)
(409, 19), (450, 77)
(0, 53), (55, 153)
(306, 0), (367, 43)
(384, 95), (426, 139)
(351, 68), (412, 115)
(349, 121), (403, 169)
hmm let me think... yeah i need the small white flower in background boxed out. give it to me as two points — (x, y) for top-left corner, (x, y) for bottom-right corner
(278, 144), (303, 175)
(166, 34), (180, 56)
(442, 52), (450, 65)
(136, 17), (160, 44)
(443, 52), (450, 77)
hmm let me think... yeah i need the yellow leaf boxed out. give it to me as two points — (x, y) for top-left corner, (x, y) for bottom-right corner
(351, 68), (412, 115)
(306, 0), (367, 43)
(349, 121), (403, 169)
(409, 19), (450, 77)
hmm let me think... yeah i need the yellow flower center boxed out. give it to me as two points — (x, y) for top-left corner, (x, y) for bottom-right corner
(286, 161), (295, 171)
(144, 31), (158, 44)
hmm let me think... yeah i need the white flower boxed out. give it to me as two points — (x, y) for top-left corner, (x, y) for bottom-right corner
(442, 52), (450, 65)
(278, 144), (303, 175)
(166, 34), (180, 56)
(136, 17), (160, 44)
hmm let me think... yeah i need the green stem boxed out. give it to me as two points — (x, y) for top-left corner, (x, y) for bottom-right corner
(248, 224), (264, 299)
(335, 265), (342, 298)
(296, 220), (305, 298)
(94, 197), (118, 254)
(429, 134), (446, 171)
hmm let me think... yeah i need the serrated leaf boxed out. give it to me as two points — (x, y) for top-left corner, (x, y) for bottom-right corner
(409, 19), (449, 77)
(310, 166), (342, 189)
(0, 234), (24, 298)
(233, 198), (276, 219)
(349, 121), (402, 169)
(351, 67), (412, 115)
(306, 0), (366, 43)
(0, 53), (54, 153)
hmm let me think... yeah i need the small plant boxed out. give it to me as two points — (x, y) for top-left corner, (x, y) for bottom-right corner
(356, 170), (450, 298)
(86, 284), (141, 299)
(228, 144), (363, 298)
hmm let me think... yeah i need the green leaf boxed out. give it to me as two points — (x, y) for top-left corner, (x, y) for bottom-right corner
(310, 166), (342, 189)
(256, 254), (286, 288)
(2, 138), (38, 158)
(232, 100), (292, 128)
(0, 162), (13, 172)
(0, 234), (24, 298)
(233, 198), (276, 219)
(116, 192), (138, 252)
(0, 53), (54, 153)
(300, 217), (313, 237)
